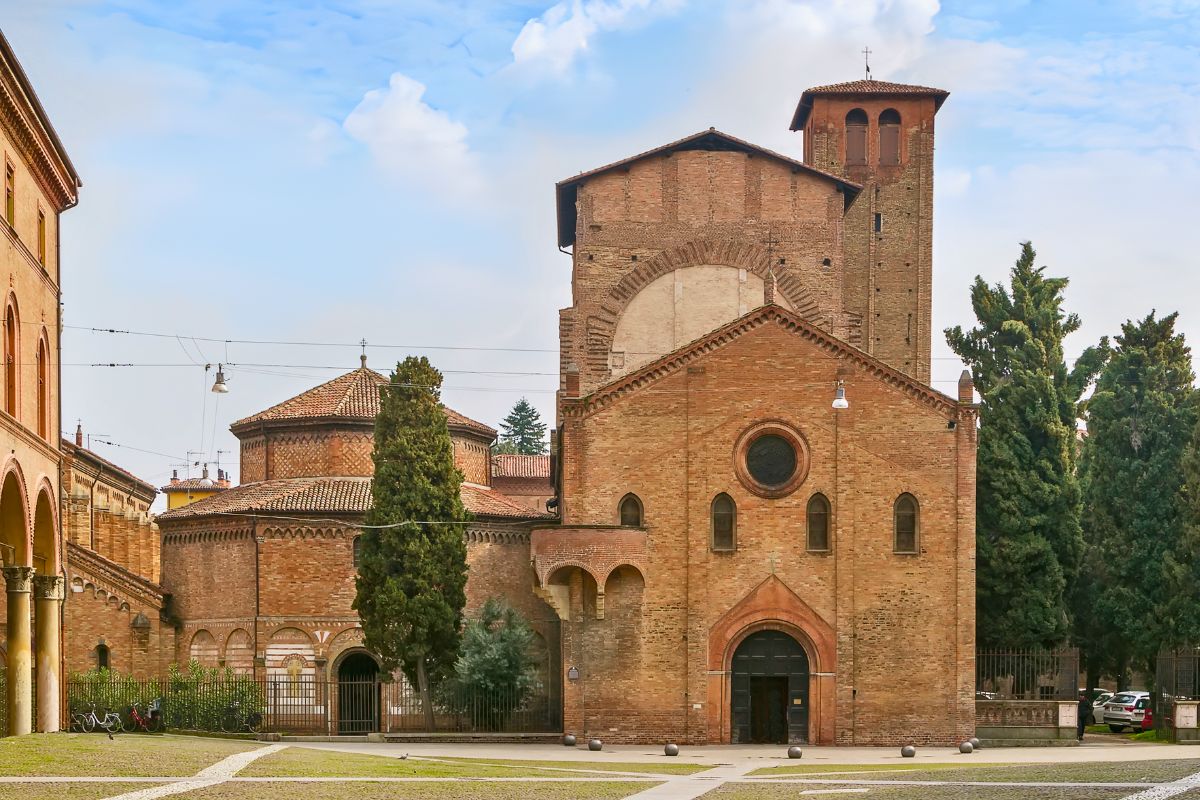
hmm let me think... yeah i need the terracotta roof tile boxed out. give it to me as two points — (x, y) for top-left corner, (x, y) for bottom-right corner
(492, 454), (551, 479)
(230, 367), (495, 437)
(461, 483), (552, 519)
(156, 477), (373, 520)
(161, 478), (228, 493)
(157, 476), (548, 521)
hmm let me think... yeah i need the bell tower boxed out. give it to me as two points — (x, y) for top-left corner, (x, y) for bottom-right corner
(791, 79), (948, 385)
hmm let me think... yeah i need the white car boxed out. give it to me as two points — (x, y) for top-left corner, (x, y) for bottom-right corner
(1091, 691), (1114, 724)
(1103, 691), (1150, 732)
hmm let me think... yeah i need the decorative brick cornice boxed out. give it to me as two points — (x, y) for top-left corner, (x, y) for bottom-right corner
(565, 304), (963, 419)
(0, 35), (79, 211)
(66, 540), (166, 608)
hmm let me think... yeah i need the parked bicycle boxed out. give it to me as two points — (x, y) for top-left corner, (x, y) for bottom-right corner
(122, 699), (163, 733)
(70, 704), (121, 737)
(220, 700), (262, 734)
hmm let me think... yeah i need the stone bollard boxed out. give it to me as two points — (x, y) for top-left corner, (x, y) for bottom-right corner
(664, 743), (679, 756)
(562, 734), (577, 747)
(968, 737), (981, 750)
(959, 741), (974, 754)
(588, 739), (603, 751)
(901, 745), (916, 758)
(787, 746), (803, 759)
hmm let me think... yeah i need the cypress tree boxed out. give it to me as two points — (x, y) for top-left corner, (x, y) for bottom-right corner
(946, 242), (1107, 649)
(497, 398), (548, 455)
(1081, 312), (1196, 679)
(353, 356), (469, 728)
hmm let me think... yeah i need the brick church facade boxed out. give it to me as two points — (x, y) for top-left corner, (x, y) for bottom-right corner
(541, 79), (976, 746)
(70, 77), (976, 747)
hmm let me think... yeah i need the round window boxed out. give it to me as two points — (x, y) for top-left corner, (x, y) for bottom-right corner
(746, 434), (797, 487)
(734, 422), (810, 498)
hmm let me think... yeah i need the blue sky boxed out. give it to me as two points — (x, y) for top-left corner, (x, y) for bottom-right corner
(3, 0), (1199, 499)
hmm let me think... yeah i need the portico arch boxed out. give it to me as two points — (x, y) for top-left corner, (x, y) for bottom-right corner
(32, 485), (56, 575)
(0, 466), (29, 568)
(707, 575), (837, 745)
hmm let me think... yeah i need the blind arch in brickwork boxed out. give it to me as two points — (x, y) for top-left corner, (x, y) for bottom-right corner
(583, 240), (822, 384)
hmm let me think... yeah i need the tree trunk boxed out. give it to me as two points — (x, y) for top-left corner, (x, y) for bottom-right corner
(417, 657), (435, 731)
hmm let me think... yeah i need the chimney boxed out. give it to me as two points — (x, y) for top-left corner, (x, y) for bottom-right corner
(170, 470), (179, 485)
(201, 464), (209, 481)
(958, 369), (975, 404)
(75, 422), (83, 447)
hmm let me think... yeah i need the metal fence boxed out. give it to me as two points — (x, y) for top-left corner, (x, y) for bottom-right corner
(976, 648), (1079, 701)
(1157, 649), (1200, 733)
(66, 675), (560, 736)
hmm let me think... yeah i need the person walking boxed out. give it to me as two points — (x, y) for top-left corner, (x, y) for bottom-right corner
(1078, 691), (1091, 741)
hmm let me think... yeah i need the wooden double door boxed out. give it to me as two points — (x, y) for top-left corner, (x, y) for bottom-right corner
(730, 630), (809, 744)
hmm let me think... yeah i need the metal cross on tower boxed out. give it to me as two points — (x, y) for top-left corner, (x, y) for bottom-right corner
(863, 46), (873, 80)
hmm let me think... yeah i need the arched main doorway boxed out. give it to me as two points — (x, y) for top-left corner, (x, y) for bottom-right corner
(336, 651), (380, 735)
(731, 630), (809, 744)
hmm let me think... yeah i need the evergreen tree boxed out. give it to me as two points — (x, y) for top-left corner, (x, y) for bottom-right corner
(1170, 419), (1200, 647)
(1082, 312), (1196, 678)
(353, 356), (469, 728)
(497, 398), (547, 455)
(445, 598), (539, 730)
(946, 242), (1107, 649)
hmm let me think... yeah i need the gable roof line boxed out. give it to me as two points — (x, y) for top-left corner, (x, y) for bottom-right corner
(564, 304), (962, 417)
(555, 128), (861, 191)
(555, 128), (861, 248)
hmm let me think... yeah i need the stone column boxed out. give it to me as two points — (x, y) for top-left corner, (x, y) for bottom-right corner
(33, 575), (64, 733)
(4, 566), (34, 736)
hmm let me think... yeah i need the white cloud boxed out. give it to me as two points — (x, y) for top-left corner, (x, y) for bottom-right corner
(511, 0), (684, 73)
(343, 73), (480, 196)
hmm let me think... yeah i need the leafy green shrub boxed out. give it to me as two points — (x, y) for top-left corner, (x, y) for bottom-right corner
(442, 598), (538, 731)
(67, 661), (265, 732)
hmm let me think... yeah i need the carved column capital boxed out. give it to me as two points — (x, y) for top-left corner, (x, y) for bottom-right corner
(32, 575), (64, 601)
(3, 566), (35, 593)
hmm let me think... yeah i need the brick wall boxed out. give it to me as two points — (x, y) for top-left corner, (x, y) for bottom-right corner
(553, 313), (975, 745)
(564, 150), (848, 394)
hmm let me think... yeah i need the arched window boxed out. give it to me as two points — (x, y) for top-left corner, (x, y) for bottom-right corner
(3, 303), (15, 418)
(894, 493), (919, 554)
(95, 643), (110, 670)
(35, 337), (47, 440)
(712, 493), (736, 552)
(845, 108), (868, 165)
(879, 108), (901, 165)
(352, 535), (363, 569)
(619, 493), (643, 527)
(807, 493), (831, 552)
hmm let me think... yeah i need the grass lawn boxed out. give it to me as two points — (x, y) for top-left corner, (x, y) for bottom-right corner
(178, 781), (657, 799)
(0, 784), (160, 800)
(241, 747), (646, 778)
(428, 754), (710, 775)
(0, 733), (257, 777)
(840, 759), (1200, 785)
(707, 785), (1133, 800)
